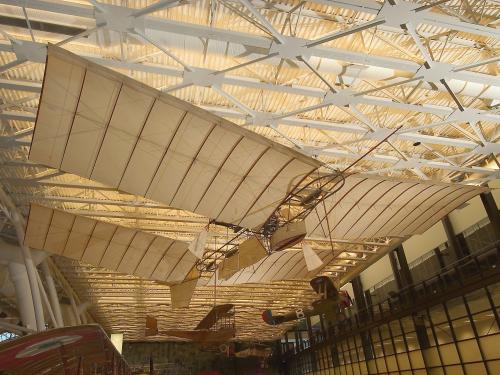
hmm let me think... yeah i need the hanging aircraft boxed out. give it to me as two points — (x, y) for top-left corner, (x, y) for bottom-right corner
(25, 44), (486, 318)
(262, 276), (352, 326)
(145, 304), (236, 344)
(25, 45), (361, 280)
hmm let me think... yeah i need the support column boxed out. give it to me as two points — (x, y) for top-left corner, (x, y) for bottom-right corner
(457, 233), (471, 255)
(275, 340), (288, 375)
(330, 340), (340, 367)
(389, 245), (414, 305)
(351, 276), (374, 360)
(8, 262), (37, 331)
(364, 290), (373, 306)
(318, 313), (327, 340)
(364, 290), (374, 318)
(434, 248), (446, 269)
(78, 302), (91, 324)
(413, 314), (430, 349)
(284, 331), (290, 354)
(70, 295), (82, 325)
(306, 316), (314, 347)
(481, 192), (500, 243)
(442, 215), (468, 260)
(389, 250), (403, 290)
(0, 186), (45, 331)
(61, 303), (78, 326)
(305, 316), (317, 371)
(21, 247), (45, 331)
(36, 272), (58, 328)
(41, 261), (64, 327)
(394, 245), (413, 287)
(351, 276), (367, 314)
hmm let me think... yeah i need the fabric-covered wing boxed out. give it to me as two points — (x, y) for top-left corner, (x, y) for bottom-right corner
(170, 267), (200, 308)
(24, 204), (196, 283)
(29, 45), (321, 230)
(305, 175), (487, 240)
(195, 304), (234, 330)
(218, 236), (268, 280)
(216, 249), (335, 285)
(170, 278), (198, 309)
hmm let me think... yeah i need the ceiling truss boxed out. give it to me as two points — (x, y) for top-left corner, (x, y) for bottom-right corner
(0, 0), (497, 341)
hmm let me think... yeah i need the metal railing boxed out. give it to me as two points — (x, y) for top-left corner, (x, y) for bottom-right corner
(366, 220), (499, 304)
(284, 240), (500, 355)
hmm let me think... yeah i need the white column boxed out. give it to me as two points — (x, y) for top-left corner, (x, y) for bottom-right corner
(41, 261), (64, 327)
(60, 303), (77, 326)
(0, 186), (45, 331)
(8, 262), (37, 331)
(18, 235), (46, 331)
(70, 295), (82, 325)
(36, 271), (58, 328)
(77, 301), (91, 324)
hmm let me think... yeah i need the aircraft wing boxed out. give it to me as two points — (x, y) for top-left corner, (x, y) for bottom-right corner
(195, 304), (234, 330)
(30, 45), (321, 231)
(162, 328), (234, 343)
(24, 204), (196, 283)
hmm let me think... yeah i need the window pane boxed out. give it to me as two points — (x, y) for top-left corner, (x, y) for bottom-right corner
(390, 320), (403, 336)
(405, 334), (420, 351)
(434, 323), (454, 344)
(429, 305), (447, 324)
(373, 341), (384, 358)
(371, 329), (381, 344)
(383, 338), (394, 355)
(379, 324), (391, 339)
(487, 283), (500, 307)
(473, 311), (499, 336)
(393, 335), (407, 353)
(452, 317), (475, 340)
(401, 317), (415, 334)
(465, 289), (490, 313)
(447, 296), (468, 319)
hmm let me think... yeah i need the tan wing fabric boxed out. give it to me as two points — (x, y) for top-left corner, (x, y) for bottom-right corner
(218, 236), (268, 280)
(170, 279), (198, 309)
(305, 175), (487, 240)
(216, 248), (337, 285)
(25, 204), (196, 283)
(170, 267), (200, 308)
(145, 316), (158, 336)
(30, 45), (321, 230)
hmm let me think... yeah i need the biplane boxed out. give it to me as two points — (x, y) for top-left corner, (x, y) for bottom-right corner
(262, 276), (352, 326)
(145, 304), (236, 344)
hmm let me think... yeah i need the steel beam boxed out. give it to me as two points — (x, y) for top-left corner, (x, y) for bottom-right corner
(0, 104), (493, 168)
(0, 109), (496, 176)
(0, 0), (497, 86)
(0, 78), (41, 92)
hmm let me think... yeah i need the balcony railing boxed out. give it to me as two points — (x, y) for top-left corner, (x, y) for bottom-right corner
(283, 240), (500, 356)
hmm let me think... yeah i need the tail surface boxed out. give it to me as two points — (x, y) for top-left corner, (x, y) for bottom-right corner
(145, 316), (158, 336)
(262, 309), (284, 325)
